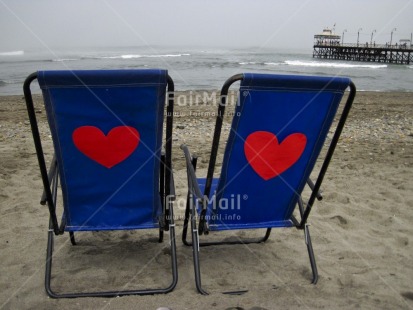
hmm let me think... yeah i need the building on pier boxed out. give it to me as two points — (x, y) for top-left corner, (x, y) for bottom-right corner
(313, 29), (413, 65)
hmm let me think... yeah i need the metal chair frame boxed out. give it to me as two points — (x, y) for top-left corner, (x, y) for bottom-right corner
(24, 72), (178, 298)
(181, 74), (356, 294)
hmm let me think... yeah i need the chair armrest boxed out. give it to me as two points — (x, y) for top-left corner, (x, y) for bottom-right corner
(181, 144), (211, 235)
(40, 154), (58, 205)
(306, 178), (323, 201)
(180, 144), (205, 201)
(160, 150), (175, 200)
(169, 169), (176, 200)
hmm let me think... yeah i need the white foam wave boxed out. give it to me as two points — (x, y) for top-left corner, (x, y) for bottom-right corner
(0, 50), (24, 56)
(285, 60), (387, 69)
(52, 58), (78, 62)
(101, 54), (141, 59)
(264, 62), (282, 66)
(239, 62), (257, 65)
(147, 53), (190, 58)
(101, 53), (190, 60)
(407, 65), (413, 69)
(0, 79), (17, 85)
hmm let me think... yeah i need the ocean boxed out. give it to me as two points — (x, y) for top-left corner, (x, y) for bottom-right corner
(1, 46), (412, 95)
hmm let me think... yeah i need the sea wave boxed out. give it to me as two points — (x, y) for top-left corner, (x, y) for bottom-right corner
(0, 78), (22, 86)
(52, 58), (79, 62)
(285, 60), (387, 69)
(239, 62), (258, 65)
(208, 61), (240, 68)
(97, 53), (191, 60)
(264, 62), (283, 66)
(0, 50), (24, 56)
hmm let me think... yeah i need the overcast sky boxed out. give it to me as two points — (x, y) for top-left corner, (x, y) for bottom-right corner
(1, 0), (412, 51)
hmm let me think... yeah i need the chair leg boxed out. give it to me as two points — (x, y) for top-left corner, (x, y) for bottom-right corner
(262, 228), (272, 242)
(182, 192), (191, 246)
(69, 232), (76, 245)
(45, 228), (57, 298)
(189, 195), (208, 295)
(183, 156), (197, 246)
(304, 224), (318, 284)
(44, 225), (178, 298)
(167, 223), (179, 290)
(184, 227), (271, 247)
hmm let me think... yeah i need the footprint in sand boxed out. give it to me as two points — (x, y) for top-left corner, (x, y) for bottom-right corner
(330, 215), (348, 225)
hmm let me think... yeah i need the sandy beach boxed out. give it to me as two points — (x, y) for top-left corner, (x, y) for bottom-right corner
(0, 91), (412, 309)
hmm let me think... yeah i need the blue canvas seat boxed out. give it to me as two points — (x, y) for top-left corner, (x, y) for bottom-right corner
(181, 73), (356, 294)
(24, 69), (177, 298)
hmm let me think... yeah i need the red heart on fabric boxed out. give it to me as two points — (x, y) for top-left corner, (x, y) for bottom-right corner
(244, 131), (307, 180)
(72, 126), (140, 168)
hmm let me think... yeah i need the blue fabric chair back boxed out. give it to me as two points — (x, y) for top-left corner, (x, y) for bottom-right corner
(208, 73), (350, 230)
(38, 70), (167, 231)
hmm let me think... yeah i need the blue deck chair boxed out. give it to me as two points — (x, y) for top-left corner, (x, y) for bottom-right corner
(23, 69), (177, 298)
(181, 73), (356, 294)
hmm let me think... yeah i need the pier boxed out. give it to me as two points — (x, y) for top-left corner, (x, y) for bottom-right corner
(313, 29), (413, 65)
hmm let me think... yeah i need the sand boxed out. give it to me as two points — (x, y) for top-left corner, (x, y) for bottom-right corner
(0, 91), (412, 309)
